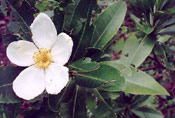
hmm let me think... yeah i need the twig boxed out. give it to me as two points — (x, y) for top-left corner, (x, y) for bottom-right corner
(140, 65), (160, 71)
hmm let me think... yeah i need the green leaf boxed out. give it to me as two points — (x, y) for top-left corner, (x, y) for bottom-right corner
(131, 107), (163, 118)
(0, 84), (21, 103)
(100, 91), (120, 100)
(0, 66), (24, 103)
(0, 0), (7, 14)
(0, 0), (32, 42)
(73, 86), (87, 118)
(53, 8), (65, 34)
(159, 24), (175, 35)
(142, 25), (155, 34)
(73, 62), (125, 91)
(48, 80), (76, 112)
(154, 44), (171, 70)
(111, 38), (124, 53)
(70, 58), (100, 72)
(59, 86), (87, 118)
(94, 89), (114, 111)
(91, 0), (127, 50)
(103, 61), (169, 95)
(63, 0), (94, 33)
(131, 95), (150, 108)
(0, 66), (24, 86)
(86, 90), (116, 118)
(0, 103), (21, 118)
(86, 94), (96, 113)
(63, 0), (80, 31)
(124, 68), (169, 95)
(119, 33), (156, 68)
(71, 0), (96, 60)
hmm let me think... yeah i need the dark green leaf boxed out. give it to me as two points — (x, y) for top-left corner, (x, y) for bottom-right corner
(0, 66), (23, 103)
(131, 95), (150, 108)
(131, 107), (163, 118)
(71, 0), (96, 60)
(0, 84), (21, 103)
(74, 62), (125, 91)
(63, 0), (94, 34)
(59, 86), (87, 118)
(159, 24), (175, 35)
(91, 0), (127, 50)
(86, 90), (116, 118)
(53, 8), (65, 34)
(70, 58), (100, 72)
(48, 80), (75, 112)
(0, 0), (32, 41)
(0, 66), (24, 86)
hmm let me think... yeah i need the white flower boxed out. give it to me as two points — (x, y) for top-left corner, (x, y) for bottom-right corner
(6, 13), (73, 100)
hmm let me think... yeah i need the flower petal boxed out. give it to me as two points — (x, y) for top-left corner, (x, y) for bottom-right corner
(6, 40), (38, 67)
(30, 13), (57, 49)
(13, 66), (45, 100)
(51, 32), (73, 65)
(45, 63), (69, 94)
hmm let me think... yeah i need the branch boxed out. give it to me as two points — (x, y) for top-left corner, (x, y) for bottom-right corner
(140, 65), (160, 71)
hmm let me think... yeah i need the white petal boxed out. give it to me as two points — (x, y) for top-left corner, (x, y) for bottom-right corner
(45, 63), (69, 94)
(51, 32), (73, 65)
(6, 40), (38, 67)
(30, 13), (57, 49)
(13, 66), (45, 100)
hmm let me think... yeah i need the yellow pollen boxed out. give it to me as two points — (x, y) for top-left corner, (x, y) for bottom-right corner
(33, 48), (53, 69)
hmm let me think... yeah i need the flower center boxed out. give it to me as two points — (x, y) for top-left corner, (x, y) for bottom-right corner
(33, 48), (53, 69)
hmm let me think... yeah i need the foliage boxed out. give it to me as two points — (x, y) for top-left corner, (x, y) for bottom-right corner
(0, 0), (174, 117)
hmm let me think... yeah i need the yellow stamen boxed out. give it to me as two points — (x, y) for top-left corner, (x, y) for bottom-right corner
(33, 48), (53, 69)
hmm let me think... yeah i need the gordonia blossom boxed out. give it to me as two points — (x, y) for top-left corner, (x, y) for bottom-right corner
(6, 13), (73, 100)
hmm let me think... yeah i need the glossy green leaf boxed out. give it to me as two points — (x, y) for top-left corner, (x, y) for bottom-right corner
(63, 0), (94, 33)
(59, 86), (87, 118)
(48, 80), (75, 112)
(119, 33), (156, 68)
(72, 0), (96, 60)
(86, 90), (116, 118)
(0, 84), (21, 103)
(70, 58), (100, 72)
(131, 107), (163, 118)
(0, 66), (24, 103)
(63, 0), (80, 31)
(73, 62), (125, 91)
(0, 66), (24, 86)
(95, 89), (112, 109)
(91, 0), (127, 50)
(102, 61), (169, 95)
